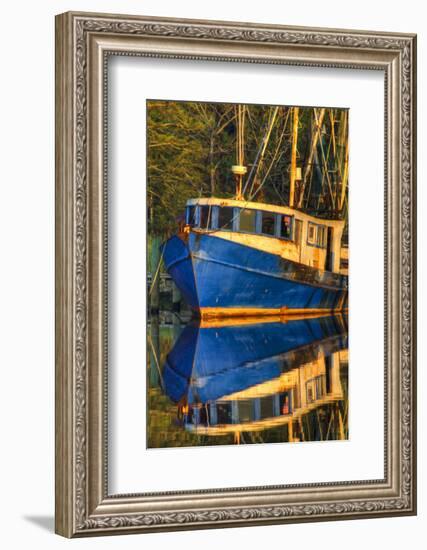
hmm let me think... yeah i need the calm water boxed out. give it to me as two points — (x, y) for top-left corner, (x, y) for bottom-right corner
(147, 314), (348, 448)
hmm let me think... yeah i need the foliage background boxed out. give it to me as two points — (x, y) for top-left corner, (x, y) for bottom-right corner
(147, 100), (349, 242)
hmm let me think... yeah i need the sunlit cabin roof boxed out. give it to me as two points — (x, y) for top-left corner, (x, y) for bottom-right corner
(187, 197), (345, 228)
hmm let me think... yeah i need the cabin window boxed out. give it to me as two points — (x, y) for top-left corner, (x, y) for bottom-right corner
(306, 376), (325, 404)
(307, 222), (327, 248)
(216, 402), (232, 424)
(315, 375), (326, 399)
(318, 226), (327, 247)
(260, 396), (275, 419)
(307, 223), (316, 244)
(306, 381), (315, 404)
(238, 400), (254, 423)
(279, 392), (292, 415)
(261, 211), (276, 236)
(198, 405), (209, 426)
(198, 205), (214, 229)
(279, 214), (293, 239)
(217, 206), (234, 230)
(239, 209), (256, 233)
(186, 205), (196, 226)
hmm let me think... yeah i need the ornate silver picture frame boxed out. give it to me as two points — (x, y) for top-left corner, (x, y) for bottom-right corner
(55, 11), (417, 537)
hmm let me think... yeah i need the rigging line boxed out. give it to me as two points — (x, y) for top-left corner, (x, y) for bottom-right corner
(324, 112), (344, 210)
(316, 148), (327, 210)
(242, 105), (280, 198)
(241, 108), (267, 194)
(314, 109), (336, 210)
(249, 150), (286, 203)
(323, 117), (339, 207)
(248, 118), (288, 201)
(148, 246), (165, 296)
(247, 106), (280, 198)
(249, 152), (285, 202)
(271, 179), (287, 204)
(172, 310), (185, 323)
(241, 131), (266, 197)
(325, 408), (335, 440)
(147, 333), (164, 389)
(297, 108), (326, 208)
(304, 162), (315, 209)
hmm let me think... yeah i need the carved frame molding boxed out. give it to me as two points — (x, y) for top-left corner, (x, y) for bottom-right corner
(55, 12), (416, 537)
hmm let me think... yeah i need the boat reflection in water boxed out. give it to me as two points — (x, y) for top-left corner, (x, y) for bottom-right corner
(148, 314), (348, 447)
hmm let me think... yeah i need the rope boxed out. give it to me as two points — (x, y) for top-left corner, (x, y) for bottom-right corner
(147, 333), (164, 389)
(148, 246), (165, 296)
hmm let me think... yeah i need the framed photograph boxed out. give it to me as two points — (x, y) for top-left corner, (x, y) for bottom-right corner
(55, 11), (417, 537)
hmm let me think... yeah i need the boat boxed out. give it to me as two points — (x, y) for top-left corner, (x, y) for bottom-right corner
(160, 105), (348, 320)
(161, 197), (348, 319)
(162, 314), (348, 441)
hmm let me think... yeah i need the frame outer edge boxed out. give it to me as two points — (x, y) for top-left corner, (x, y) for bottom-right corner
(54, 10), (417, 537)
(409, 34), (417, 514)
(413, 35), (417, 514)
(55, 12), (75, 538)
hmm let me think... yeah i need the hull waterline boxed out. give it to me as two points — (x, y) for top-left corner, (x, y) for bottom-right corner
(162, 232), (348, 318)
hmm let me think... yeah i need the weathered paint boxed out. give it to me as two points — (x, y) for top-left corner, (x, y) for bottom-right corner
(160, 235), (198, 310)
(187, 196), (346, 274)
(161, 232), (348, 314)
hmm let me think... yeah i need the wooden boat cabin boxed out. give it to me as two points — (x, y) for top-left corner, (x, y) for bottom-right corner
(184, 197), (347, 275)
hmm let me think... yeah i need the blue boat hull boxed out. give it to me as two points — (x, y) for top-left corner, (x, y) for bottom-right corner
(161, 232), (348, 315)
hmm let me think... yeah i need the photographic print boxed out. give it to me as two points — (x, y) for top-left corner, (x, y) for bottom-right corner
(147, 100), (349, 448)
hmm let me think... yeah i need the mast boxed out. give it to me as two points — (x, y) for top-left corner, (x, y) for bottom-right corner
(289, 107), (299, 208)
(232, 104), (247, 200)
(338, 139), (349, 212)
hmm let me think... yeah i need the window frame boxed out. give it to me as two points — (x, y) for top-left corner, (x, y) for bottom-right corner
(258, 210), (277, 237)
(277, 213), (294, 241)
(307, 222), (328, 248)
(217, 205), (235, 231)
(186, 205), (197, 226)
(198, 204), (215, 230)
(237, 208), (257, 234)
